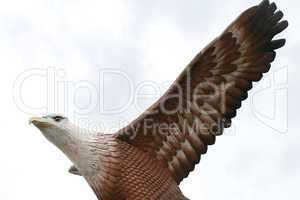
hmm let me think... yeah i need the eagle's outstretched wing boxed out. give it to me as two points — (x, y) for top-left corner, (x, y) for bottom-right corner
(116, 0), (288, 184)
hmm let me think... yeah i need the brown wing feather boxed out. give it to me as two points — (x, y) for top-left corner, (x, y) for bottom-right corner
(116, 0), (288, 184)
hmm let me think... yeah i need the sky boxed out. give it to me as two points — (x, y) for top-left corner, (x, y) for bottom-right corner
(0, 0), (299, 199)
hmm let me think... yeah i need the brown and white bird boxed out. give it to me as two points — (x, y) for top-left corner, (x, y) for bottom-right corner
(30, 1), (288, 199)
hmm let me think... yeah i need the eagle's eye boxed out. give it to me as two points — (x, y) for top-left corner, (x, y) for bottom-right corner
(52, 116), (65, 122)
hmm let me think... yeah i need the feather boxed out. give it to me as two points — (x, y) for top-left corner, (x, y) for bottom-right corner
(116, 0), (288, 187)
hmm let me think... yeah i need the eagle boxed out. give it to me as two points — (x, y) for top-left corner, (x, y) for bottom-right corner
(30, 1), (288, 199)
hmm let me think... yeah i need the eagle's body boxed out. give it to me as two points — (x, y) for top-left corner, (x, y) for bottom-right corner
(30, 1), (288, 199)
(84, 134), (187, 200)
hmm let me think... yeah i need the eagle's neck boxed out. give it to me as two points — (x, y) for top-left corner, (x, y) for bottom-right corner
(43, 123), (121, 199)
(82, 134), (121, 200)
(60, 128), (119, 177)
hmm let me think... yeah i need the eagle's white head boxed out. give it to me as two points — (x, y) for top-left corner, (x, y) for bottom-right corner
(29, 114), (97, 176)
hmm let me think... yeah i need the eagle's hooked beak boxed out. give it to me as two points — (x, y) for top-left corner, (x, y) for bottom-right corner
(29, 117), (52, 129)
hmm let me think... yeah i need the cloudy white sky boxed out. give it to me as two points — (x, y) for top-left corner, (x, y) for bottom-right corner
(0, 0), (299, 199)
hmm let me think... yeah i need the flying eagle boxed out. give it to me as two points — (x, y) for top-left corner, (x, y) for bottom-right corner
(30, 1), (288, 199)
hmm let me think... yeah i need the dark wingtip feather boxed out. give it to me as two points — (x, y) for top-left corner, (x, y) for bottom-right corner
(270, 2), (277, 12)
(265, 51), (277, 63)
(253, 0), (270, 21)
(262, 64), (272, 73)
(259, 0), (270, 9)
(271, 20), (289, 36)
(270, 39), (286, 50)
(271, 11), (284, 25)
